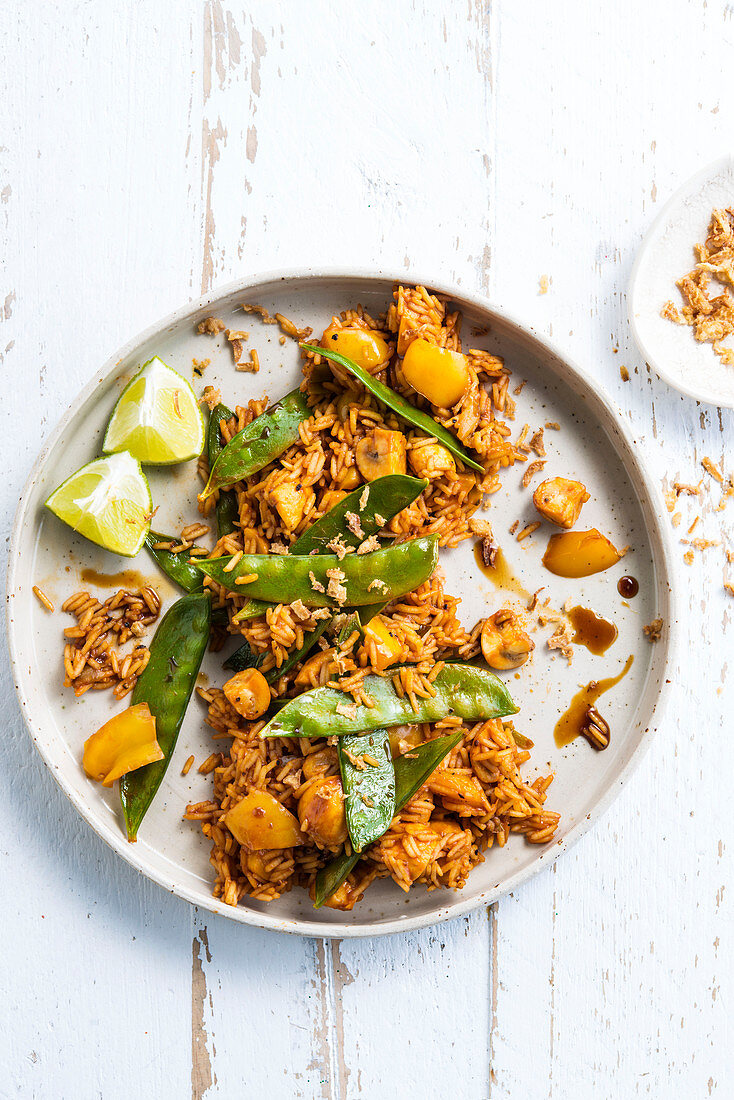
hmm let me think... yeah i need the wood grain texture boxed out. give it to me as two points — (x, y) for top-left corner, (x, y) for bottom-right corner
(1, 1), (732, 1097)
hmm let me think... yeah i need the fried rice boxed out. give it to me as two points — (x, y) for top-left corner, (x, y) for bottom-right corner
(182, 284), (560, 912)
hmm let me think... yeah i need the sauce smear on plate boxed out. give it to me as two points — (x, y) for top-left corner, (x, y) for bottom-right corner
(554, 654), (634, 749)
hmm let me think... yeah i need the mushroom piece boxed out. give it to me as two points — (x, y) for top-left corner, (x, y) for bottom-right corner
(480, 609), (535, 670)
(533, 476), (590, 529)
(355, 428), (407, 481)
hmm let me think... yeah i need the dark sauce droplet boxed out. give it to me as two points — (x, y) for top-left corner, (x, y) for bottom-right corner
(617, 575), (639, 598)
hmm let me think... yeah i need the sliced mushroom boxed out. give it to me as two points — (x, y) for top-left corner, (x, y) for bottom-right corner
(481, 609), (535, 670)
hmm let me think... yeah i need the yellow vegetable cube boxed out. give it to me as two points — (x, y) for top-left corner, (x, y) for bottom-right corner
(82, 702), (163, 788)
(225, 790), (305, 850)
(363, 615), (402, 671)
(401, 339), (470, 408)
(270, 481), (314, 529)
(322, 325), (390, 372)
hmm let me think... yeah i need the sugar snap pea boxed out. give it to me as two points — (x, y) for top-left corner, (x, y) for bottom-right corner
(120, 592), (211, 841)
(196, 536), (439, 608)
(338, 730), (395, 853)
(302, 344), (484, 473)
(144, 531), (204, 593)
(260, 662), (517, 739)
(201, 389), (310, 498)
(233, 473), (428, 622)
(207, 403), (239, 538)
(313, 731), (463, 907)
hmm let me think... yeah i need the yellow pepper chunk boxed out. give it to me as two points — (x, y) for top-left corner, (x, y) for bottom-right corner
(337, 466), (361, 491)
(401, 339), (470, 408)
(270, 481), (314, 529)
(363, 615), (402, 671)
(82, 703), (163, 788)
(322, 325), (390, 372)
(225, 789), (306, 850)
(319, 488), (348, 513)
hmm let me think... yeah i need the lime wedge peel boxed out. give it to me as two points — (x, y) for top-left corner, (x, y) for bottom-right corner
(45, 452), (152, 557)
(103, 356), (205, 465)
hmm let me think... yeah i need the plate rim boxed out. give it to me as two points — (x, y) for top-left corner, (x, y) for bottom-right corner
(6, 266), (679, 938)
(628, 152), (734, 408)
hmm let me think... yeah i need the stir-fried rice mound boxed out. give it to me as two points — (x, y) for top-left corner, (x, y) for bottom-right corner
(186, 284), (560, 911)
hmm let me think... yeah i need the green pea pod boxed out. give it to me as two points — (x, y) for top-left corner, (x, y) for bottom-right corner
(207, 403), (239, 538)
(264, 617), (330, 684)
(222, 638), (263, 673)
(336, 610), (363, 647)
(196, 536), (439, 608)
(302, 344), (484, 473)
(338, 730), (395, 853)
(313, 730), (463, 907)
(234, 473), (427, 622)
(290, 474), (427, 555)
(120, 593), (211, 841)
(260, 662), (517, 739)
(201, 389), (310, 499)
(144, 531), (203, 593)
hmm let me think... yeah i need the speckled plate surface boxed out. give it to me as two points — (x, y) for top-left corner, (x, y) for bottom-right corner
(7, 271), (676, 937)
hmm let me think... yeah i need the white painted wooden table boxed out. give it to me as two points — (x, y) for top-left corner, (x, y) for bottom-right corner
(2, 2), (732, 1096)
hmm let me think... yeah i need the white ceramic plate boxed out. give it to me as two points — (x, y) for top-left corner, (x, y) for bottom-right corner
(629, 155), (734, 407)
(7, 271), (676, 937)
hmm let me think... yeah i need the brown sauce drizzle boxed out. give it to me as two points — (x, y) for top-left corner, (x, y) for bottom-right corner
(617, 575), (639, 598)
(567, 606), (618, 655)
(80, 567), (150, 589)
(473, 541), (531, 601)
(554, 654), (634, 750)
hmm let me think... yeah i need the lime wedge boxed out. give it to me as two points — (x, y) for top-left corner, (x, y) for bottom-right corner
(103, 356), (205, 464)
(45, 452), (152, 557)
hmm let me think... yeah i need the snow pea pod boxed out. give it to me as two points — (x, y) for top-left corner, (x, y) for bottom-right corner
(260, 662), (517, 739)
(201, 389), (310, 498)
(338, 730), (395, 853)
(120, 592), (211, 841)
(302, 344), (484, 473)
(196, 535), (439, 608)
(234, 473), (427, 622)
(264, 617), (330, 684)
(222, 638), (262, 673)
(313, 730), (463, 907)
(291, 474), (427, 555)
(144, 531), (203, 593)
(207, 403), (239, 538)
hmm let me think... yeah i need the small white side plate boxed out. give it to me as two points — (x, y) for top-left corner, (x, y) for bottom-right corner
(629, 155), (734, 407)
